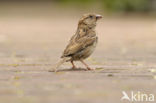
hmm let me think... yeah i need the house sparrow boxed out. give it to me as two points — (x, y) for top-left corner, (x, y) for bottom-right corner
(50, 13), (102, 72)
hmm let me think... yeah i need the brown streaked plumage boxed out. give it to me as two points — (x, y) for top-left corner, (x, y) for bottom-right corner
(50, 13), (102, 72)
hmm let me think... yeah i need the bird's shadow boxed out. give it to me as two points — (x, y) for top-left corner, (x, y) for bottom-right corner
(48, 68), (88, 72)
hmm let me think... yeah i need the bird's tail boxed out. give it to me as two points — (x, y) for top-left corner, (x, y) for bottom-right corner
(49, 57), (71, 72)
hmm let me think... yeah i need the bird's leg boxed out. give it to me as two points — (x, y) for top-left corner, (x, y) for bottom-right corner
(71, 61), (77, 69)
(80, 60), (94, 70)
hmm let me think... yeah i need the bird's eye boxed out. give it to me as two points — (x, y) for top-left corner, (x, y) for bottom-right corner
(89, 15), (93, 18)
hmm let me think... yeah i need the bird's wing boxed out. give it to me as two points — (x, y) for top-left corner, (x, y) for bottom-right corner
(62, 36), (97, 57)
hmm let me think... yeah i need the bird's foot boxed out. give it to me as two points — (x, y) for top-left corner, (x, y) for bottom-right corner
(87, 67), (95, 70)
(71, 66), (77, 69)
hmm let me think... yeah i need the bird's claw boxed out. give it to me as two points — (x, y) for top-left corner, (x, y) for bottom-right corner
(87, 67), (95, 71)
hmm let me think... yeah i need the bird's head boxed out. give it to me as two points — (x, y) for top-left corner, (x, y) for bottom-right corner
(78, 13), (102, 28)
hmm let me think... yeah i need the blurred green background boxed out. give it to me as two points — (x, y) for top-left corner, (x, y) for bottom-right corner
(57, 0), (155, 13)
(1, 0), (156, 15)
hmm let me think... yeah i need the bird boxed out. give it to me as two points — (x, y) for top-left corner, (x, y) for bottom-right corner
(49, 13), (102, 72)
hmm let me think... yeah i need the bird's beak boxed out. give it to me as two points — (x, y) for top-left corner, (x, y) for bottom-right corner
(96, 15), (102, 20)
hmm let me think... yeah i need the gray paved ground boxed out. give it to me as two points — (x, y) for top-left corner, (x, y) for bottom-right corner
(0, 3), (156, 103)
